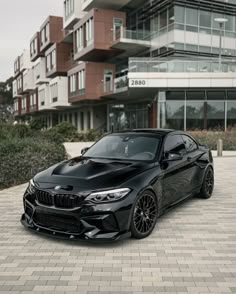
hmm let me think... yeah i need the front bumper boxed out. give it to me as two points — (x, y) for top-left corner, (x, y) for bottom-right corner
(21, 189), (133, 241)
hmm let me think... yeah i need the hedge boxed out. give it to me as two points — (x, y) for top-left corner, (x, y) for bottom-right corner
(0, 137), (66, 190)
(189, 131), (236, 151)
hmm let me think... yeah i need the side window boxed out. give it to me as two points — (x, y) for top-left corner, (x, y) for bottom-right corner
(182, 135), (198, 153)
(164, 135), (186, 155)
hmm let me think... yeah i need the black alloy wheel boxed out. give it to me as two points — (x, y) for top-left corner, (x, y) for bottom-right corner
(199, 167), (214, 199)
(131, 191), (158, 239)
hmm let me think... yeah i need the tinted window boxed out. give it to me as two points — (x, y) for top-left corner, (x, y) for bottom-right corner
(182, 135), (198, 153)
(84, 134), (160, 161)
(164, 135), (186, 155)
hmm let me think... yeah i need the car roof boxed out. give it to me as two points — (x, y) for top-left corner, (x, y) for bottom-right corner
(111, 129), (182, 137)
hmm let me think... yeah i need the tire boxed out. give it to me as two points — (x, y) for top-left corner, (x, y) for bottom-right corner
(198, 166), (214, 199)
(130, 190), (158, 239)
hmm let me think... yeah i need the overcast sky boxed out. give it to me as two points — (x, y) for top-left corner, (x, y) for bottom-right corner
(0, 0), (63, 81)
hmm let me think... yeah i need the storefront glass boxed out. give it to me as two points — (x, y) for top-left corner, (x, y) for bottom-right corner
(158, 90), (236, 131)
(108, 103), (149, 131)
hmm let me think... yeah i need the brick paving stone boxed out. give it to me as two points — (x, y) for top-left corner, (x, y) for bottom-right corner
(0, 157), (236, 293)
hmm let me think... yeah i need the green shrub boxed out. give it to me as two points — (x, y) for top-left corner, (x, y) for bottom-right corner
(72, 129), (104, 142)
(0, 137), (66, 189)
(40, 129), (65, 144)
(0, 123), (32, 140)
(29, 118), (46, 130)
(189, 131), (236, 150)
(51, 122), (77, 141)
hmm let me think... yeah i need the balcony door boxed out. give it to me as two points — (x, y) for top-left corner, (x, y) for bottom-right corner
(104, 70), (113, 93)
(113, 18), (123, 41)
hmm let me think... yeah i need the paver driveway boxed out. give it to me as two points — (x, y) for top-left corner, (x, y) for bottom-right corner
(0, 157), (236, 294)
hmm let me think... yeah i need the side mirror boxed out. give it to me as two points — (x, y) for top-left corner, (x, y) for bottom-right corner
(81, 147), (90, 155)
(163, 152), (183, 162)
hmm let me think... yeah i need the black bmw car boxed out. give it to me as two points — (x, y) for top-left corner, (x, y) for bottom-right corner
(21, 129), (214, 241)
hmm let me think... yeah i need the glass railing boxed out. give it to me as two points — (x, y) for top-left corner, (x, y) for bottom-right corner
(129, 58), (236, 73)
(112, 28), (151, 42)
(114, 75), (128, 92)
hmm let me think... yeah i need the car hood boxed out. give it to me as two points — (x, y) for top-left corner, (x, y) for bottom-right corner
(34, 157), (155, 191)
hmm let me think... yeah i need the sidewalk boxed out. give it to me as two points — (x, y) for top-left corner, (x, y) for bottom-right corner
(0, 157), (235, 293)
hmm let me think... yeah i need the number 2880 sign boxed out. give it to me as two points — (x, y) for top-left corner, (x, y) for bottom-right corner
(129, 79), (147, 87)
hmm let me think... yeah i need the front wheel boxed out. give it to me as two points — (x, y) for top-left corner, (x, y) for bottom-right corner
(198, 167), (214, 199)
(130, 191), (158, 239)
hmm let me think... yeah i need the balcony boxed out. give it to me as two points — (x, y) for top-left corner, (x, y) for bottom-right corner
(82, 0), (131, 11)
(110, 28), (151, 56)
(114, 75), (128, 93)
(14, 57), (20, 77)
(23, 69), (35, 93)
(45, 43), (74, 78)
(68, 61), (115, 103)
(19, 50), (31, 72)
(16, 74), (23, 96)
(64, 0), (85, 30)
(40, 16), (64, 53)
(21, 95), (30, 115)
(29, 89), (38, 113)
(49, 77), (71, 109)
(38, 84), (50, 111)
(128, 58), (236, 88)
(13, 98), (21, 117)
(12, 80), (18, 98)
(30, 32), (44, 62)
(33, 58), (50, 85)
(74, 9), (126, 62)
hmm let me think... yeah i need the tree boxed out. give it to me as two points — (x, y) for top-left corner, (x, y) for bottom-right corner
(0, 77), (14, 124)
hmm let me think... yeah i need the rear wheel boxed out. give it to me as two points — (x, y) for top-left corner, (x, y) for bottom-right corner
(198, 167), (214, 199)
(130, 191), (158, 239)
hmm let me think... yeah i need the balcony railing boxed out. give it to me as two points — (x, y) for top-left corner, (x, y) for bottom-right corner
(112, 27), (151, 43)
(129, 58), (236, 73)
(114, 75), (128, 93)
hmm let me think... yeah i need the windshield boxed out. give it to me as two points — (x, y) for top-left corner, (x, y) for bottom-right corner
(84, 133), (160, 161)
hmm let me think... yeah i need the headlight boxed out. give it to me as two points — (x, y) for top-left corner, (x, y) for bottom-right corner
(86, 188), (131, 203)
(27, 179), (36, 194)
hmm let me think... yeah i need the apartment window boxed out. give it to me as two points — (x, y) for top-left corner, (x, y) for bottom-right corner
(46, 54), (50, 72)
(76, 27), (83, 52)
(22, 97), (27, 110)
(30, 42), (34, 56)
(14, 101), (18, 112)
(46, 49), (56, 72)
(45, 23), (49, 41)
(41, 23), (49, 45)
(85, 18), (94, 46)
(34, 38), (37, 53)
(78, 69), (85, 95)
(51, 83), (58, 103)
(70, 74), (77, 94)
(51, 50), (56, 69)
(31, 37), (37, 55)
(17, 76), (22, 90)
(39, 89), (45, 106)
(64, 0), (74, 19)
(30, 94), (34, 106)
(104, 70), (113, 92)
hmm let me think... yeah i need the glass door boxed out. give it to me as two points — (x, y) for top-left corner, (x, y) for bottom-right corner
(113, 18), (123, 41)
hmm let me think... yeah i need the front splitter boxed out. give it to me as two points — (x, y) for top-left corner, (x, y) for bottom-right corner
(21, 214), (131, 242)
